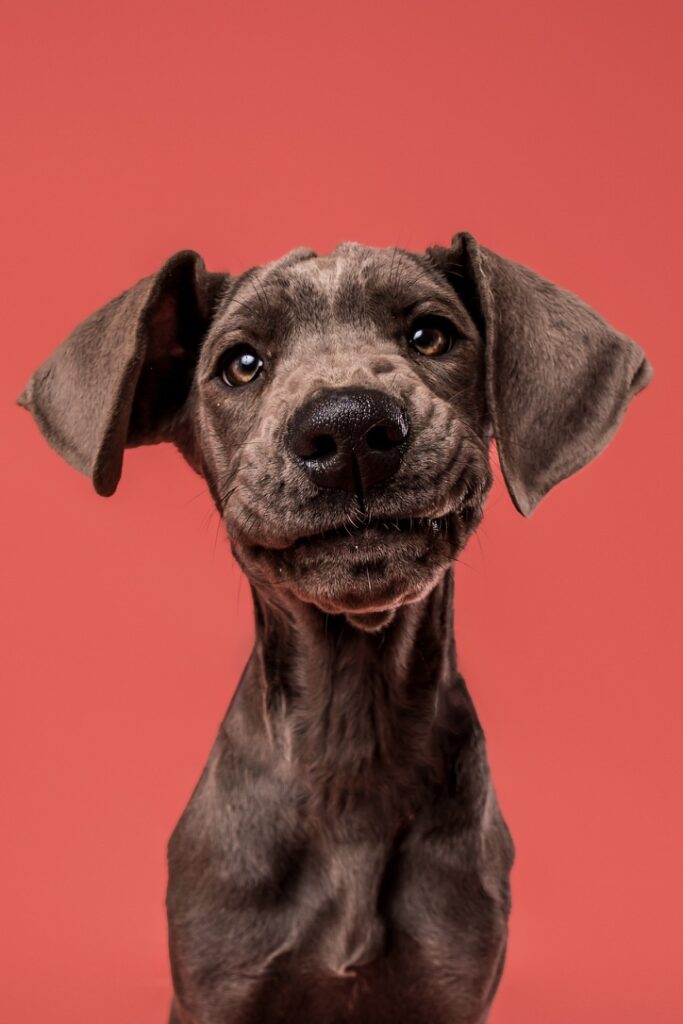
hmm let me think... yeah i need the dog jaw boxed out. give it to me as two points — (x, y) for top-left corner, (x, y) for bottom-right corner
(227, 500), (488, 627)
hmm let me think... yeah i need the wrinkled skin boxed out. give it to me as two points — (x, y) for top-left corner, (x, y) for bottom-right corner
(187, 246), (489, 624)
(18, 236), (650, 1024)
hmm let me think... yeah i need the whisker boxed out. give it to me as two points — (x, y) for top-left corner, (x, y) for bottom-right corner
(222, 293), (261, 320)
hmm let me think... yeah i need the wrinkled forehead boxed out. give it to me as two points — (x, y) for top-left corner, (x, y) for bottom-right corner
(212, 243), (461, 340)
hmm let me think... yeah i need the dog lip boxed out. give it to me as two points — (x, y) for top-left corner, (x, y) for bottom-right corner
(237, 503), (469, 555)
(288, 513), (450, 550)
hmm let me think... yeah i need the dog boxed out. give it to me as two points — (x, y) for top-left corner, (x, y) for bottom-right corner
(18, 233), (651, 1023)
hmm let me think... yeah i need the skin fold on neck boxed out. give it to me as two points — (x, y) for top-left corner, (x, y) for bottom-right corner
(225, 568), (486, 839)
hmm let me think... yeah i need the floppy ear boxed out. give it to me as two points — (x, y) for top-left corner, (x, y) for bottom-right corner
(17, 251), (229, 496)
(426, 232), (652, 516)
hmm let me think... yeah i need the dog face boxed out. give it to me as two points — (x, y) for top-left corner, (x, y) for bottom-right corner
(192, 244), (491, 618)
(18, 233), (651, 624)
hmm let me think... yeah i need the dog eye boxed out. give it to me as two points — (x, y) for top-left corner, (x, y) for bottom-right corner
(219, 344), (264, 387)
(408, 317), (455, 357)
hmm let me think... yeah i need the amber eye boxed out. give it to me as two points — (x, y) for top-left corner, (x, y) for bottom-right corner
(219, 344), (264, 387)
(408, 317), (455, 357)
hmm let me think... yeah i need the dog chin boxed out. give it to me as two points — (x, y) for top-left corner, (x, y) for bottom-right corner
(325, 582), (442, 632)
(231, 512), (464, 627)
(272, 550), (451, 629)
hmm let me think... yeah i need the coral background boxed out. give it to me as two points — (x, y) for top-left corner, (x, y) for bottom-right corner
(2, 2), (681, 1021)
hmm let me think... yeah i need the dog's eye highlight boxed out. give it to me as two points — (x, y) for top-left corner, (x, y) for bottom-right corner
(219, 344), (264, 387)
(408, 317), (455, 357)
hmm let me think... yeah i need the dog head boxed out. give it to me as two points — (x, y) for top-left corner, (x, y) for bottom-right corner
(18, 234), (651, 626)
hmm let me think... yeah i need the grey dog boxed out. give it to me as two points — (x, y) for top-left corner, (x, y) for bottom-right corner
(18, 233), (651, 1023)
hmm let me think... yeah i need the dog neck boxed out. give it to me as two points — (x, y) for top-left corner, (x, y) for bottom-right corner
(230, 568), (480, 836)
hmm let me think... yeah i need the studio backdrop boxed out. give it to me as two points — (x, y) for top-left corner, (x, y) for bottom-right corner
(1, 2), (680, 1022)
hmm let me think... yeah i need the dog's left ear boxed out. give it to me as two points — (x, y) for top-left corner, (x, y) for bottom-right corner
(426, 232), (652, 515)
(18, 251), (229, 496)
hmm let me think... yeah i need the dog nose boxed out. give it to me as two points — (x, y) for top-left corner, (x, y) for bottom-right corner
(288, 387), (410, 494)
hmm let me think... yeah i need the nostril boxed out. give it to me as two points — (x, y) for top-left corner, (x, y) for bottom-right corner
(366, 424), (394, 451)
(366, 418), (408, 452)
(303, 433), (337, 460)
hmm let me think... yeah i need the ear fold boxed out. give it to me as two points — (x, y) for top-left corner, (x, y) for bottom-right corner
(427, 232), (652, 515)
(18, 251), (229, 496)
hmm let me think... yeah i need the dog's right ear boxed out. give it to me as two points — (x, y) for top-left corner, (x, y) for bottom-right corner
(17, 251), (229, 496)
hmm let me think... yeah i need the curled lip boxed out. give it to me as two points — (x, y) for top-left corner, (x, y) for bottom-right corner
(290, 513), (453, 550)
(238, 510), (463, 554)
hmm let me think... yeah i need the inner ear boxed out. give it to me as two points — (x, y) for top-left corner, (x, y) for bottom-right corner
(130, 259), (225, 445)
(425, 239), (487, 343)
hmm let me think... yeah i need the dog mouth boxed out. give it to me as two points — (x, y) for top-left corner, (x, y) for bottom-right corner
(227, 466), (489, 620)
(290, 513), (452, 550)
(233, 503), (479, 619)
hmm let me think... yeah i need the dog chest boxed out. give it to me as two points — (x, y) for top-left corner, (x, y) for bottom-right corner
(166, 741), (509, 1024)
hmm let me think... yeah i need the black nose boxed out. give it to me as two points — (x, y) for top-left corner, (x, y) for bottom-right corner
(287, 387), (410, 495)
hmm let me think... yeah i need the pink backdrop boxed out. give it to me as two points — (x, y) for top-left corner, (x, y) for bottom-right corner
(2, 2), (681, 1021)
